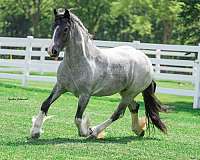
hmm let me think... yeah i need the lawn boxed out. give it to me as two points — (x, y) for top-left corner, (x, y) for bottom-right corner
(0, 79), (200, 160)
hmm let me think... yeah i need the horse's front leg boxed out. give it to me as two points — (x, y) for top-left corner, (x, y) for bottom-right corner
(88, 100), (127, 139)
(75, 94), (91, 137)
(30, 84), (65, 139)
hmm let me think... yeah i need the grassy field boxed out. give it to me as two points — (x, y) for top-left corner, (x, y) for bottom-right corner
(0, 79), (200, 160)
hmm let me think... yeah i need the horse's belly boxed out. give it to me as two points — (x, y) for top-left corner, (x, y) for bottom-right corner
(91, 74), (128, 96)
(92, 86), (123, 96)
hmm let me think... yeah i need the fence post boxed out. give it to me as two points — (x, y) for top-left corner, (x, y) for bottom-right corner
(0, 42), (1, 57)
(40, 47), (46, 75)
(193, 43), (200, 109)
(132, 41), (141, 49)
(192, 58), (197, 85)
(22, 36), (33, 86)
(155, 49), (161, 73)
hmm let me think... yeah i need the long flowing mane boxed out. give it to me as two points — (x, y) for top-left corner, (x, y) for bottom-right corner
(69, 12), (92, 39)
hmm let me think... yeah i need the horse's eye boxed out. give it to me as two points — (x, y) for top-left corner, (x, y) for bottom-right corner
(64, 27), (68, 32)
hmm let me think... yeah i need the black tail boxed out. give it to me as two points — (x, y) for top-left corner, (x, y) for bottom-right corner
(142, 80), (167, 134)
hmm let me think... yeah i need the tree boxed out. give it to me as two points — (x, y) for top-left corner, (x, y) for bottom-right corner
(175, 0), (200, 45)
(72, 0), (112, 37)
(109, 0), (184, 43)
(152, 0), (184, 44)
(0, 0), (31, 37)
(0, 0), (199, 45)
(110, 0), (153, 41)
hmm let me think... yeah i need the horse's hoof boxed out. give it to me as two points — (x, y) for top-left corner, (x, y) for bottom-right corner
(31, 133), (40, 139)
(78, 133), (88, 137)
(139, 130), (145, 137)
(86, 128), (97, 139)
(86, 134), (97, 139)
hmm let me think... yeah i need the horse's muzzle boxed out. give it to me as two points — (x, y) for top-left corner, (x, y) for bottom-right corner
(48, 46), (59, 58)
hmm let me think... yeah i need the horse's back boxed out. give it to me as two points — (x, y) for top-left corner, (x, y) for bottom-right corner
(100, 46), (148, 62)
(99, 46), (152, 72)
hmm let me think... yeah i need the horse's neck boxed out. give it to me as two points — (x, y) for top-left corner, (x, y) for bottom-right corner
(63, 25), (97, 66)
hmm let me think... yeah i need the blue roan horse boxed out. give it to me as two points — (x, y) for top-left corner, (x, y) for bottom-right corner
(31, 8), (167, 139)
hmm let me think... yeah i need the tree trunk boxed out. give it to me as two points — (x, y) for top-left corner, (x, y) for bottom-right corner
(32, 0), (41, 37)
(163, 20), (172, 44)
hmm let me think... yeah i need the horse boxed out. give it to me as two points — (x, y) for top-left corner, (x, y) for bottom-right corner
(30, 8), (167, 139)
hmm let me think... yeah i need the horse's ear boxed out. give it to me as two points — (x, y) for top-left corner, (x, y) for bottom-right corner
(54, 9), (57, 16)
(64, 9), (70, 19)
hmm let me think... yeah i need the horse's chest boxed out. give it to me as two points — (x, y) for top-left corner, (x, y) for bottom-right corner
(57, 65), (93, 95)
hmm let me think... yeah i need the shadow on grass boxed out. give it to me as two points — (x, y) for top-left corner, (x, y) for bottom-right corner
(0, 82), (121, 103)
(137, 99), (200, 116)
(0, 82), (51, 93)
(164, 101), (200, 116)
(5, 136), (160, 146)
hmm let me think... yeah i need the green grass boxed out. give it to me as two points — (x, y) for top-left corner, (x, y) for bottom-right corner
(0, 70), (56, 77)
(0, 79), (200, 160)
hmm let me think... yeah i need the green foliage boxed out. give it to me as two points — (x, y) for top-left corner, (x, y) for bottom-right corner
(0, 0), (31, 37)
(0, 0), (199, 44)
(73, 0), (112, 36)
(109, 0), (184, 43)
(175, 0), (200, 45)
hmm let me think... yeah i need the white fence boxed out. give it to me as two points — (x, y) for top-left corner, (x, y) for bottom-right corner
(0, 36), (200, 109)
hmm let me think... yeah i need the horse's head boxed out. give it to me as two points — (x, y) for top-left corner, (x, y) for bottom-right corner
(48, 8), (71, 58)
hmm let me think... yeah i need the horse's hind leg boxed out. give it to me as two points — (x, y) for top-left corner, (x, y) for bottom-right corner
(128, 100), (147, 137)
(30, 83), (65, 139)
(88, 99), (128, 139)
